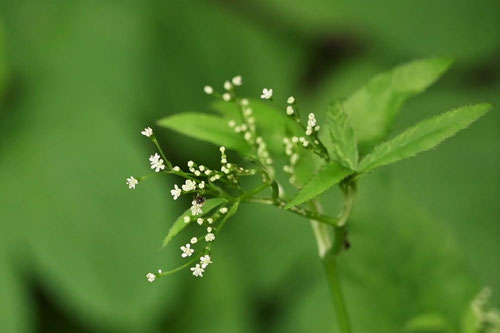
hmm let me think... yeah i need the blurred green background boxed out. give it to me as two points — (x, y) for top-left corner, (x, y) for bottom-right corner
(0, 0), (498, 332)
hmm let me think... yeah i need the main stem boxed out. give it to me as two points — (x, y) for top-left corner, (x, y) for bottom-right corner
(309, 181), (355, 333)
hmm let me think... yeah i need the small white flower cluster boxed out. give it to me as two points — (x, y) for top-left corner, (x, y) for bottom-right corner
(282, 137), (300, 184)
(141, 127), (153, 137)
(191, 199), (203, 216)
(256, 137), (273, 171)
(261, 88), (273, 99)
(146, 272), (156, 282)
(291, 135), (310, 148)
(471, 287), (500, 330)
(306, 113), (320, 136)
(190, 254), (212, 277)
(181, 208), (226, 278)
(149, 153), (165, 172)
(170, 178), (200, 201)
(286, 96), (295, 115)
(187, 160), (213, 177)
(219, 146), (233, 175)
(204, 75), (242, 101)
(181, 243), (195, 257)
(126, 176), (138, 189)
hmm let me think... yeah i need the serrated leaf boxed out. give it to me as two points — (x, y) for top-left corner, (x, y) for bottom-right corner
(327, 102), (358, 169)
(344, 57), (453, 145)
(157, 112), (252, 155)
(162, 198), (227, 247)
(358, 103), (491, 173)
(285, 162), (353, 209)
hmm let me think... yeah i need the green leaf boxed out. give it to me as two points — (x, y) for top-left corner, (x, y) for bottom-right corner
(404, 313), (450, 332)
(359, 103), (492, 173)
(327, 102), (359, 169)
(343, 57), (453, 145)
(285, 162), (353, 209)
(162, 198), (227, 247)
(157, 112), (252, 155)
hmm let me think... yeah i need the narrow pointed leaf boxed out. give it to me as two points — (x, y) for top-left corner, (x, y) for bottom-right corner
(359, 103), (492, 173)
(344, 57), (453, 145)
(285, 162), (353, 209)
(162, 198), (227, 247)
(157, 112), (252, 154)
(327, 102), (359, 169)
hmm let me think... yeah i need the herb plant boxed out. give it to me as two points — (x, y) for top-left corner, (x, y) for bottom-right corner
(126, 58), (494, 332)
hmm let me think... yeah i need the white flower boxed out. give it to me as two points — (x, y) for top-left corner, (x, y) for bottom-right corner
(190, 237), (198, 244)
(170, 184), (181, 200)
(240, 98), (249, 106)
(149, 153), (161, 163)
(158, 269), (162, 274)
(180, 243), (194, 258)
(191, 201), (203, 216)
(183, 216), (190, 223)
(207, 227), (212, 232)
(190, 264), (204, 277)
(182, 179), (197, 191)
(126, 176), (138, 189)
(224, 80), (232, 90)
(149, 153), (165, 172)
(204, 85), (213, 94)
(286, 106), (294, 115)
(197, 218), (204, 225)
(146, 273), (156, 282)
(232, 75), (242, 86)
(223, 93), (231, 101)
(205, 233), (215, 242)
(200, 255), (212, 268)
(194, 170), (201, 176)
(173, 166), (180, 172)
(199, 181), (205, 189)
(187, 161), (194, 167)
(141, 127), (153, 137)
(219, 146), (226, 153)
(219, 207), (228, 214)
(207, 218), (214, 224)
(261, 88), (273, 99)
(287, 96), (295, 104)
(228, 120), (236, 128)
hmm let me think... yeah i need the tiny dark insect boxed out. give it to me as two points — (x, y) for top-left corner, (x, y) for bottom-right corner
(343, 230), (351, 250)
(194, 195), (206, 205)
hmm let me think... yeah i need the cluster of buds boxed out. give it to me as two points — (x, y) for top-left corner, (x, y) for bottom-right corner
(306, 113), (320, 136)
(204, 75), (242, 102)
(471, 287), (500, 331)
(131, 75), (334, 282)
(282, 137), (300, 185)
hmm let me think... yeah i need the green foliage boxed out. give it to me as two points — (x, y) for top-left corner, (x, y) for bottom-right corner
(358, 103), (491, 173)
(343, 57), (452, 146)
(1, 0), (498, 331)
(157, 112), (252, 155)
(404, 313), (450, 332)
(162, 198), (227, 247)
(327, 101), (359, 169)
(285, 162), (353, 209)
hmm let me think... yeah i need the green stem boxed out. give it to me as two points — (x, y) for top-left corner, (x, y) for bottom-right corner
(308, 180), (356, 333)
(322, 251), (352, 333)
(151, 136), (173, 170)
